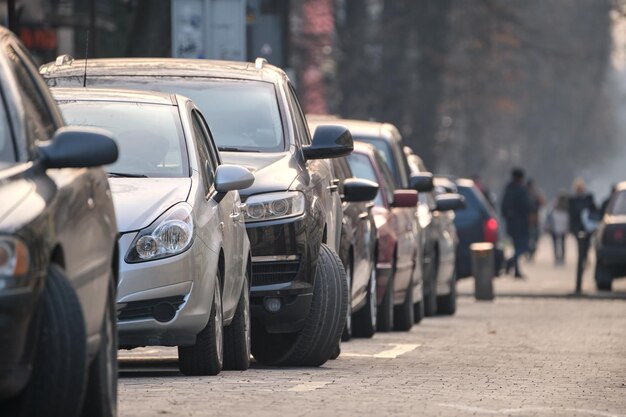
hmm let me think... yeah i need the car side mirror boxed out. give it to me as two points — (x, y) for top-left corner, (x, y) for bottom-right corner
(392, 190), (418, 208)
(343, 178), (379, 203)
(215, 164), (255, 192)
(303, 125), (353, 160)
(435, 193), (465, 211)
(39, 127), (118, 169)
(409, 172), (434, 192)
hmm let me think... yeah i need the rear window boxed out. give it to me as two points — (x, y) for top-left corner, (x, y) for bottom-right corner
(58, 101), (188, 178)
(609, 190), (626, 215)
(49, 76), (284, 153)
(456, 185), (488, 222)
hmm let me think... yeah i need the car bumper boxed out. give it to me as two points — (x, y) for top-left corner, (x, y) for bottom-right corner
(116, 233), (216, 347)
(246, 214), (321, 334)
(596, 246), (626, 267)
(0, 283), (40, 400)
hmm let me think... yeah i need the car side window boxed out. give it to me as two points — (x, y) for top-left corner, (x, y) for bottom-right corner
(194, 110), (221, 167)
(287, 83), (312, 146)
(374, 151), (396, 204)
(191, 112), (216, 194)
(5, 44), (57, 147)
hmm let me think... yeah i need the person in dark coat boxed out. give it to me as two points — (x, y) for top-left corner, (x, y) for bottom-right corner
(569, 178), (597, 294)
(501, 168), (531, 278)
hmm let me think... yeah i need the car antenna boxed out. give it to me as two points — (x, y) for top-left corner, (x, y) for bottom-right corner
(83, 30), (89, 88)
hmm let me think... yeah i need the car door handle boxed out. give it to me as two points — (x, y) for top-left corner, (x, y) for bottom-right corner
(230, 211), (241, 219)
(332, 179), (340, 186)
(328, 184), (338, 193)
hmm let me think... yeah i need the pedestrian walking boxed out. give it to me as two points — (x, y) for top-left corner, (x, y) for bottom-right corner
(501, 168), (531, 278)
(545, 192), (569, 265)
(568, 178), (597, 293)
(526, 179), (546, 260)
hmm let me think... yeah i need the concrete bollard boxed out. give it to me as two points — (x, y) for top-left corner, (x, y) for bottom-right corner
(470, 242), (495, 300)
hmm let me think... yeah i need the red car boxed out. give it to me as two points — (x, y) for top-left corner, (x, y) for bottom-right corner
(346, 142), (422, 331)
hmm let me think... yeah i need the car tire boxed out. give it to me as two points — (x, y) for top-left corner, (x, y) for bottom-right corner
(423, 256), (438, 317)
(341, 257), (353, 342)
(80, 275), (117, 417)
(594, 263), (613, 291)
(377, 266), (394, 332)
(352, 266), (377, 338)
(251, 243), (348, 367)
(393, 279), (414, 331)
(223, 272), (251, 371)
(0, 264), (88, 417)
(178, 276), (223, 376)
(437, 272), (457, 316)
(413, 299), (424, 324)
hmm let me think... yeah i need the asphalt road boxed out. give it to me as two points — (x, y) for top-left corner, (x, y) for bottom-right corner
(118, 237), (626, 417)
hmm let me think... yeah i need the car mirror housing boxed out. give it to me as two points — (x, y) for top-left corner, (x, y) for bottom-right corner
(215, 164), (255, 192)
(343, 178), (379, 203)
(435, 193), (465, 211)
(303, 125), (353, 160)
(392, 189), (418, 208)
(409, 172), (434, 192)
(39, 127), (118, 169)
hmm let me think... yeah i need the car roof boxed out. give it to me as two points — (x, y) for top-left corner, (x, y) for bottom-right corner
(307, 115), (400, 142)
(40, 57), (287, 85)
(51, 87), (181, 106)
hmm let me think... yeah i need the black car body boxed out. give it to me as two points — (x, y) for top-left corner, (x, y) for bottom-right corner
(0, 28), (118, 415)
(595, 182), (626, 290)
(41, 57), (352, 366)
(454, 178), (505, 278)
(331, 156), (379, 339)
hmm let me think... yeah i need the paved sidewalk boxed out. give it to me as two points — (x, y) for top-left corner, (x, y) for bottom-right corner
(457, 235), (626, 299)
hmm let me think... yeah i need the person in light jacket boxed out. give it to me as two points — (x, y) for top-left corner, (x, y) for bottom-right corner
(546, 192), (569, 266)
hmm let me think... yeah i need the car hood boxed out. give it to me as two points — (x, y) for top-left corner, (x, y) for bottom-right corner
(110, 178), (191, 232)
(221, 151), (300, 197)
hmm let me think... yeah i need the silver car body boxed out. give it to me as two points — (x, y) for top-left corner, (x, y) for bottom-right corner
(53, 88), (251, 347)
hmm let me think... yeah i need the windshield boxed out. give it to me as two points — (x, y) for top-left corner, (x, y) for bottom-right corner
(347, 152), (384, 207)
(58, 101), (188, 178)
(609, 190), (626, 215)
(354, 136), (399, 186)
(50, 76), (285, 153)
(0, 93), (15, 166)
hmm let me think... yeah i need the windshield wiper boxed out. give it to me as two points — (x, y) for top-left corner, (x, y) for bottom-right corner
(218, 147), (261, 153)
(107, 172), (148, 178)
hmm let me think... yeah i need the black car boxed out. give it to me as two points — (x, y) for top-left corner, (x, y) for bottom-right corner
(42, 57), (352, 367)
(331, 156), (379, 339)
(454, 178), (505, 278)
(595, 182), (626, 290)
(0, 28), (119, 416)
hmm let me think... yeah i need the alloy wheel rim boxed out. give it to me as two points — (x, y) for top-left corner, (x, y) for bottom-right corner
(369, 268), (377, 327)
(345, 264), (352, 333)
(244, 285), (251, 357)
(215, 286), (223, 364)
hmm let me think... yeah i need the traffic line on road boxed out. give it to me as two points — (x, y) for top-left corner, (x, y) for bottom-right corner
(341, 343), (420, 359)
(287, 381), (332, 392)
(438, 403), (626, 417)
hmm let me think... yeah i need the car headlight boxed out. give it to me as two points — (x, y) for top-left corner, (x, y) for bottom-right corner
(243, 191), (305, 223)
(0, 237), (29, 277)
(125, 203), (194, 263)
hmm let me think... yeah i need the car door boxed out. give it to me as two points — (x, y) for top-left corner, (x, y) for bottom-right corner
(192, 109), (243, 319)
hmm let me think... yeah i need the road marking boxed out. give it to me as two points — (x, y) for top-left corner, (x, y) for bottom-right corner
(342, 343), (420, 359)
(373, 343), (420, 358)
(438, 403), (626, 417)
(287, 381), (332, 392)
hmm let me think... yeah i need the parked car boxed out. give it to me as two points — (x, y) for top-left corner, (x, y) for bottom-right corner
(53, 87), (254, 375)
(346, 142), (421, 331)
(0, 28), (118, 417)
(42, 57), (352, 366)
(405, 149), (464, 316)
(331, 155), (379, 339)
(594, 181), (626, 290)
(453, 178), (505, 278)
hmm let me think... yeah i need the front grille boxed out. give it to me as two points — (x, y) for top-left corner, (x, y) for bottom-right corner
(252, 260), (300, 286)
(118, 295), (185, 321)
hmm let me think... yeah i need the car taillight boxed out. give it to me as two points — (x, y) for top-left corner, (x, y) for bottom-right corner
(483, 218), (498, 243)
(603, 225), (626, 245)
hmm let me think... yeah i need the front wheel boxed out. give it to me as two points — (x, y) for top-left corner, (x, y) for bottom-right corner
(178, 276), (224, 376)
(595, 263), (613, 291)
(223, 271), (251, 371)
(393, 279), (414, 331)
(341, 258), (353, 342)
(81, 276), (117, 417)
(251, 244), (348, 366)
(437, 273), (457, 316)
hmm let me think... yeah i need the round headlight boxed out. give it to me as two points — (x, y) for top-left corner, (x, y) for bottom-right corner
(157, 220), (191, 252)
(269, 199), (289, 216)
(136, 236), (158, 259)
(247, 203), (266, 220)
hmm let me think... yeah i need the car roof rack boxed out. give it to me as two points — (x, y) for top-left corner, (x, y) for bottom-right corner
(254, 57), (268, 69)
(55, 54), (74, 66)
